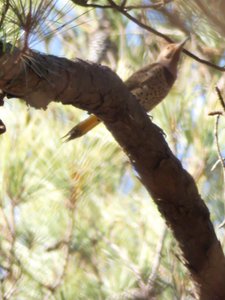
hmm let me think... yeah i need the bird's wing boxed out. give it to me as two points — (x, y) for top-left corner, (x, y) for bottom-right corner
(125, 63), (160, 91)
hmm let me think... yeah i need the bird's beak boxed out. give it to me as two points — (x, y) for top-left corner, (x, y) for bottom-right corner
(175, 36), (190, 50)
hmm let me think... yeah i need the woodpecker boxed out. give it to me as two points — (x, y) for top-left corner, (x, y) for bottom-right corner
(64, 38), (188, 141)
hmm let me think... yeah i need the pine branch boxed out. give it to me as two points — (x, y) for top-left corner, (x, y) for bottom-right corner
(209, 87), (225, 229)
(0, 44), (224, 298)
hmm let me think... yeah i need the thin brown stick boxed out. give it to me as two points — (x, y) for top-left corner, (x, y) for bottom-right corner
(72, 0), (171, 10)
(216, 86), (225, 112)
(208, 110), (224, 116)
(214, 114), (225, 168)
(214, 113), (225, 229)
(122, 1), (172, 10)
(213, 88), (225, 169)
(211, 87), (225, 228)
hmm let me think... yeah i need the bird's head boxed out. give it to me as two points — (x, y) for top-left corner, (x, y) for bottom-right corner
(157, 37), (189, 77)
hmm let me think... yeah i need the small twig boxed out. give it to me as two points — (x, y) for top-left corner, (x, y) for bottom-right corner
(213, 88), (225, 169)
(215, 114), (225, 229)
(111, 0), (172, 41)
(120, 0), (127, 9)
(216, 86), (225, 112)
(123, 2), (170, 10)
(208, 110), (224, 116)
(211, 159), (221, 172)
(72, 0), (169, 10)
(215, 114), (225, 168)
(72, 0), (111, 9)
(210, 87), (225, 228)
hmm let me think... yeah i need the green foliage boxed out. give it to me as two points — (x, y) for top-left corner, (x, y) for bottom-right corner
(0, 0), (225, 299)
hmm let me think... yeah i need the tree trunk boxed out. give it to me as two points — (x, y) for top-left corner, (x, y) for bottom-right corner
(0, 45), (225, 299)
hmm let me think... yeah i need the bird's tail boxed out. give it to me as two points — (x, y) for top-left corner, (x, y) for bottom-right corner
(63, 115), (101, 141)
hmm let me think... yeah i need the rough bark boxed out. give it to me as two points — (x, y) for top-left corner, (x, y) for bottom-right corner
(0, 45), (225, 299)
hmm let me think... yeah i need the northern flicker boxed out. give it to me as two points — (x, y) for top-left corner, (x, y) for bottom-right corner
(64, 38), (188, 141)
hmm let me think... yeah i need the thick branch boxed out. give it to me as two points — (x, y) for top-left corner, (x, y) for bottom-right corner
(0, 46), (225, 299)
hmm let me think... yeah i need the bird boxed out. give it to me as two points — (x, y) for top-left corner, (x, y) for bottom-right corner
(63, 38), (188, 141)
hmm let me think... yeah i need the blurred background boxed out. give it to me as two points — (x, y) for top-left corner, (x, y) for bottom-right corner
(0, 0), (225, 299)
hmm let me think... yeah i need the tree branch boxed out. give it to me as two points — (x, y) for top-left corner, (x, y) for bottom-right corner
(0, 45), (225, 299)
(216, 86), (225, 112)
(75, 0), (225, 73)
(72, 0), (172, 10)
(209, 87), (225, 229)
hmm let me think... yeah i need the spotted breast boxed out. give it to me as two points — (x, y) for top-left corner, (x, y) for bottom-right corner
(125, 63), (175, 112)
